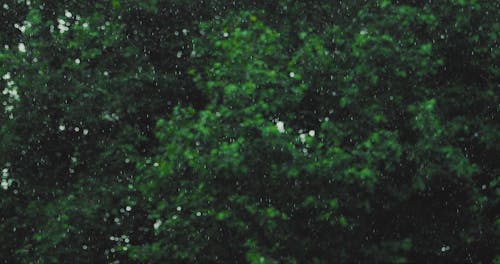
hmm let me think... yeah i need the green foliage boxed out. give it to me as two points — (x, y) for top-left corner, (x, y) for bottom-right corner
(1, 0), (498, 263)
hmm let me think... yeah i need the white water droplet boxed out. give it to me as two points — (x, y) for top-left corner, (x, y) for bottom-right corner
(1, 180), (8, 190)
(18, 43), (26, 53)
(299, 133), (307, 143)
(153, 219), (162, 229)
(440, 245), (450, 252)
(276, 121), (285, 133)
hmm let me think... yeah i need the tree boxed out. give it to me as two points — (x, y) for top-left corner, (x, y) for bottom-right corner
(135, 3), (499, 263)
(1, 1), (498, 263)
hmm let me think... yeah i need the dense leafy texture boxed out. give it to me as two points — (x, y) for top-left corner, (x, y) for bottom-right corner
(1, 1), (498, 263)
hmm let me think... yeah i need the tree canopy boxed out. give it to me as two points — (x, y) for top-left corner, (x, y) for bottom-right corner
(1, 1), (499, 263)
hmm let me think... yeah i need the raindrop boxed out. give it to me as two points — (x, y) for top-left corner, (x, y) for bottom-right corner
(1, 180), (8, 190)
(276, 121), (285, 133)
(299, 133), (307, 143)
(18, 43), (26, 53)
(153, 219), (162, 229)
(441, 245), (450, 252)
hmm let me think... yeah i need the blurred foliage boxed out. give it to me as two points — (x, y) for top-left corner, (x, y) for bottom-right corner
(0, 0), (498, 263)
